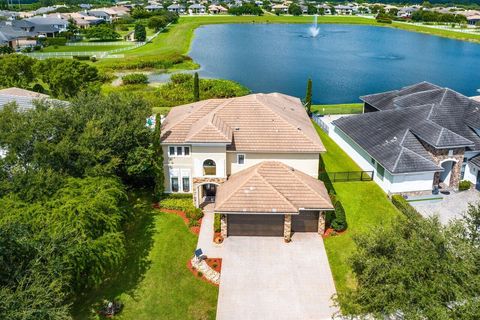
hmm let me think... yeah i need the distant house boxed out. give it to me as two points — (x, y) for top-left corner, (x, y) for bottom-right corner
(12, 15), (68, 37)
(272, 4), (288, 13)
(324, 82), (480, 194)
(317, 4), (331, 15)
(87, 7), (129, 22)
(0, 24), (36, 49)
(0, 87), (51, 112)
(145, 4), (163, 12)
(168, 4), (186, 13)
(58, 12), (103, 29)
(334, 5), (354, 15)
(467, 15), (480, 25)
(189, 3), (206, 14)
(397, 7), (418, 18)
(208, 4), (228, 14)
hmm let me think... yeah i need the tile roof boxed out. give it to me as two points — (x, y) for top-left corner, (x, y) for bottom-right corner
(214, 161), (333, 214)
(161, 93), (325, 153)
(334, 82), (480, 174)
(0, 88), (64, 111)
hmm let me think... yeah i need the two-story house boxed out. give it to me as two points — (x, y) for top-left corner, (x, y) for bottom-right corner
(161, 93), (333, 240)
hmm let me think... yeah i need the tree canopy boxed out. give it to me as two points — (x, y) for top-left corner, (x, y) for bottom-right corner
(84, 24), (120, 41)
(338, 208), (480, 319)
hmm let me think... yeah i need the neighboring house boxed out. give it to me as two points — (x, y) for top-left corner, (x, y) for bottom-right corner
(327, 82), (480, 194)
(160, 93), (333, 240)
(56, 12), (104, 29)
(397, 6), (419, 18)
(0, 87), (50, 111)
(168, 4), (186, 13)
(208, 4), (228, 14)
(12, 16), (68, 37)
(145, 4), (163, 11)
(0, 24), (37, 49)
(334, 5), (355, 15)
(87, 7), (130, 23)
(467, 15), (480, 25)
(272, 4), (288, 13)
(317, 4), (331, 15)
(189, 3), (206, 14)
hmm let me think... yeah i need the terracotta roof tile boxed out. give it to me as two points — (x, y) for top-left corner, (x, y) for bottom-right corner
(215, 161), (333, 214)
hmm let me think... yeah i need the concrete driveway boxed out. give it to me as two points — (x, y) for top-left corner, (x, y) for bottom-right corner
(216, 233), (339, 320)
(411, 189), (480, 224)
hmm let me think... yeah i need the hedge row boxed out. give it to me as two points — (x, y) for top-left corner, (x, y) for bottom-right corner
(391, 195), (422, 220)
(159, 195), (203, 220)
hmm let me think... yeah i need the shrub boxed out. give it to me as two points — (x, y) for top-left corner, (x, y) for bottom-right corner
(188, 219), (199, 227)
(391, 195), (422, 219)
(159, 197), (194, 211)
(331, 201), (347, 232)
(90, 56), (97, 62)
(197, 271), (203, 277)
(214, 213), (221, 233)
(186, 207), (203, 221)
(170, 73), (193, 84)
(44, 37), (67, 46)
(459, 180), (472, 191)
(122, 73), (148, 85)
(73, 55), (90, 61)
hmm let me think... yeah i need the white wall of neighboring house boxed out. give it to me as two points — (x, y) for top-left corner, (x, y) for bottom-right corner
(226, 152), (319, 178)
(326, 122), (435, 194)
(462, 151), (480, 185)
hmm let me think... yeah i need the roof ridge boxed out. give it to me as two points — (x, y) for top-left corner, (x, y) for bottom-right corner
(392, 147), (405, 172)
(255, 163), (297, 212)
(253, 94), (321, 149)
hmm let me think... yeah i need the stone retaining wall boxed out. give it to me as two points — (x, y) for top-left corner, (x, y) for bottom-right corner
(191, 256), (220, 285)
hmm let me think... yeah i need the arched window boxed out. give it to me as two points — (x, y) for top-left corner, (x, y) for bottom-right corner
(203, 159), (216, 176)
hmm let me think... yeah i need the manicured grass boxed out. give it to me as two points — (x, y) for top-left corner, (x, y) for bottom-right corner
(314, 122), (401, 295)
(71, 194), (218, 320)
(41, 45), (132, 52)
(391, 21), (480, 43)
(312, 103), (363, 115)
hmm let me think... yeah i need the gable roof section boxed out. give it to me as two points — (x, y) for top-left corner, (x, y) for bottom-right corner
(335, 83), (480, 174)
(215, 161), (333, 214)
(161, 93), (325, 153)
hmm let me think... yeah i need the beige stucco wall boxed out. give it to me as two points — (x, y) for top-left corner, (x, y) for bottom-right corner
(226, 152), (320, 177)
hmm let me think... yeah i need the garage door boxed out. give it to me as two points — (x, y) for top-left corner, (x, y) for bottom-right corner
(292, 211), (319, 232)
(228, 214), (284, 236)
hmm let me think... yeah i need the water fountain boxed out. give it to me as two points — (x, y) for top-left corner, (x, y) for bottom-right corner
(309, 14), (320, 37)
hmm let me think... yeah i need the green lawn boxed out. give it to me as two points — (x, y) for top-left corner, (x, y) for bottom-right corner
(314, 122), (401, 295)
(41, 45), (132, 53)
(312, 103), (363, 115)
(71, 194), (218, 320)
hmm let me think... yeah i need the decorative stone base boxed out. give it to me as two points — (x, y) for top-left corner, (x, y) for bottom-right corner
(191, 256), (220, 285)
(193, 177), (226, 207)
(220, 214), (227, 238)
(284, 214), (292, 242)
(318, 211), (326, 235)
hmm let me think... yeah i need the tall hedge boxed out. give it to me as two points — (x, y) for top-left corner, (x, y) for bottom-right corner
(332, 201), (347, 232)
(391, 195), (422, 220)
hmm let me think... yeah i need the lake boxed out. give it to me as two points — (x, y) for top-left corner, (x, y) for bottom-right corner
(189, 24), (480, 104)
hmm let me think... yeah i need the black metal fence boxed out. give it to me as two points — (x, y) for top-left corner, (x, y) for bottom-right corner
(320, 171), (374, 182)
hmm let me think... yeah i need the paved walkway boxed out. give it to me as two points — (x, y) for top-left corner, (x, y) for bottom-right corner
(196, 203), (224, 258)
(411, 189), (480, 224)
(216, 234), (339, 320)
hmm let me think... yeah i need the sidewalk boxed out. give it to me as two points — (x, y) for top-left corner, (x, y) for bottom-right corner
(196, 203), (225, 258)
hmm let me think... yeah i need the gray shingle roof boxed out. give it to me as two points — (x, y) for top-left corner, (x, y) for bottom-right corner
(334, 82), (480, 174)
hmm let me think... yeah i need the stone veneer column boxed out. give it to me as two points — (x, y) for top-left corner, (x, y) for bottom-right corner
(318, 211), (326, 235)
(220, 214), (228, 238)
(284, 214), (292, 242)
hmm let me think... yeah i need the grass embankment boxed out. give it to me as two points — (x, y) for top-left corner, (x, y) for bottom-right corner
(72, 193), (218, 320)
(312, 103), (363, 115)
(314, 122), (400, 295)
(391, 21), (480, 43)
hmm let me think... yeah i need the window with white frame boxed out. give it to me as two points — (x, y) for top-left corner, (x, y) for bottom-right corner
(168, 146), (190, 157)
(182, 177), (190, 192)
(171, 177), (179, 192)
(237, 154), (245, 165)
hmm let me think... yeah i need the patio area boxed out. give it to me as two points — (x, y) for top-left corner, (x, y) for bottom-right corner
(410, 189), (480, 224)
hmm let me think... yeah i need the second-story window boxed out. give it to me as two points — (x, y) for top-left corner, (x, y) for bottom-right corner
(168, 146), (190, 157)
(203, 159), (216, 176)
(237, 154), (245, 165)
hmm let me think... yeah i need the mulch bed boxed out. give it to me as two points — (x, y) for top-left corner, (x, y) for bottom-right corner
(322, 228), (347, 239)
(153, 204), (201, 235)
(213, 231), (224, 244)
(205, 258), (222, 273)
(187, 259), (220, 287)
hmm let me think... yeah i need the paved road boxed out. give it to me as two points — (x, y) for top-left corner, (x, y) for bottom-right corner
(216, 234), (339, 320)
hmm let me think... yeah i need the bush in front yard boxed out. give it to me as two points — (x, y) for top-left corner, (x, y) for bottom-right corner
(186, 207), (203, 221)
(391, 195), (422, 219)
(332, 201), (347, 232)
(459, 180), (472, 191)
(214, 213), (221, 233)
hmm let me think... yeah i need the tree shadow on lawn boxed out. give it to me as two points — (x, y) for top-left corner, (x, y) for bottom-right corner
(71, 191), (157, 319)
